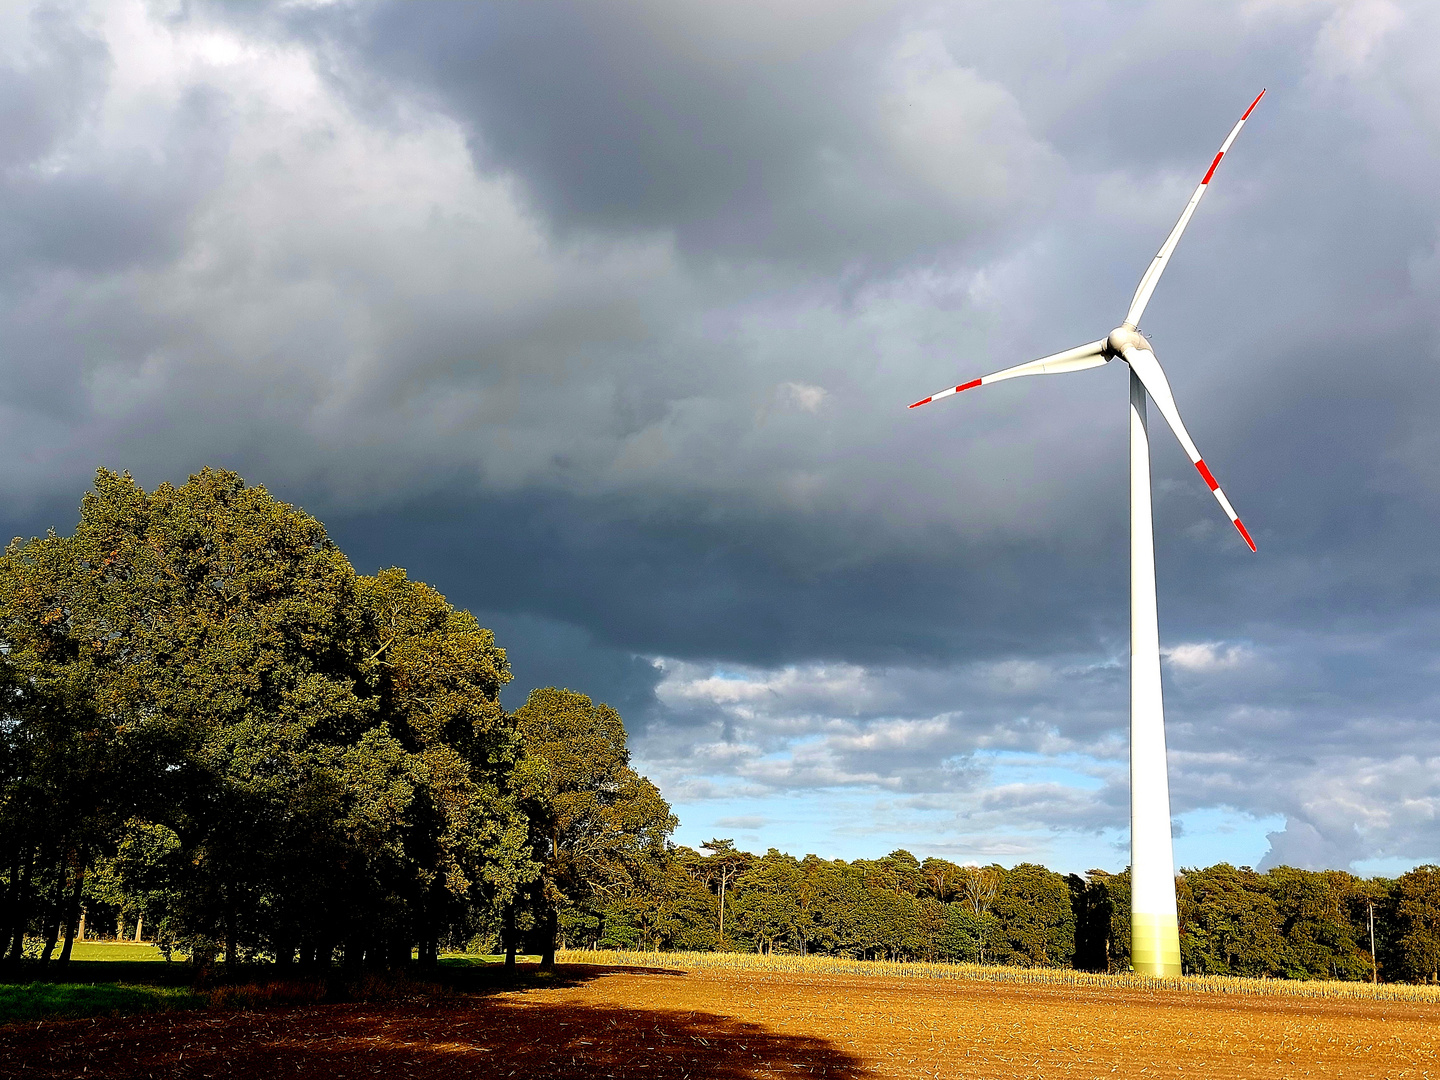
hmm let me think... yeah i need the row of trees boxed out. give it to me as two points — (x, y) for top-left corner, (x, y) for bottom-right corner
(4, 469), (1438, 982)
(567, 846), (1440, 982)
(0, 469), (672, 974)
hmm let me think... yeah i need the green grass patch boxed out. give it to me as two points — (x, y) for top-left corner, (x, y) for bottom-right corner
(0, 982), (202, 1025)
(64, 941), (176, 963)
(438, 953), (540, 967)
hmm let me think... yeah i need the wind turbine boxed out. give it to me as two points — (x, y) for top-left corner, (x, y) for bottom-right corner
(907, 90), (1264, 977)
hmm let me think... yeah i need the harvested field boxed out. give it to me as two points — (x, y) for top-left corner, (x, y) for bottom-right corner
(4, 961), (1436, 1079)
(567, 948), (1440, 1003)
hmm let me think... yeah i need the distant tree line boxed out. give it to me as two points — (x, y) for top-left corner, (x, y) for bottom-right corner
(3, 469), (1439, 982)
(586, 849), (1440, 983)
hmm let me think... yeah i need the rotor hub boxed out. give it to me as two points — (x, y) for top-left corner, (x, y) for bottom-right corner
(1108, 325), (1152, 358)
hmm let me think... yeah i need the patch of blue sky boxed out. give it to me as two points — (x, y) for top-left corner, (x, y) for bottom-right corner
(975, 749), (1108, 791)
(706, 668), (752, 681)
(668, 779), (1290, 875)
(1170, 807), (1285, 871)
(1351, 855), (1437, 878)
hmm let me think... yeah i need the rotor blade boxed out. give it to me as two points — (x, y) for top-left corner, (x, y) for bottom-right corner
(1122, 346), (1256, 551)
(907, 339), (1108, 409)
(1124, 89), (1265, 329)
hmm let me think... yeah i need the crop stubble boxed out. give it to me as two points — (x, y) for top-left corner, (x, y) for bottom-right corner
(2, 965), (1435, 1079)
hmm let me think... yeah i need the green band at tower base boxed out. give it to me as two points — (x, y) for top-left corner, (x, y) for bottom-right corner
(1131, 911), (1181, 977)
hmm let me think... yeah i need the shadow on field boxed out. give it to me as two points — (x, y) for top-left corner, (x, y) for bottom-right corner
(0, 980), (873, 1079)
(436, 958), (689, 994)
(10, 958), (196, 987)
(0, 958), (679, 1024)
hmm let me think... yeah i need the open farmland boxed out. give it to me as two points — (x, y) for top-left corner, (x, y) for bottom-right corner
(4, 960), (1437, 1079)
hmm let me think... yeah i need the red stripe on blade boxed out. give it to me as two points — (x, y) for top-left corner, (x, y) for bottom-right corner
(907, 397), (932, 409)
(1201, 151), (1225, 185)
(1195, 460), (1220, 491)
(1241, 88), (1266, 121)
(1233, 518), (1257, 552)
(957, 379), (982, 393)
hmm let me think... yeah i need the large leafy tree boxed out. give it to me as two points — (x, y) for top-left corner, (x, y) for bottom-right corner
(1, 468), (533, 972)
(349, 568), (533, 967)
(699, 838), (751, 950)
(1178, 863), (1291, 976)
(1392, 865), (1440, 983)
(1263, 866), (1371, 980)
(512, 688), (675, 967)
(65, 468), (376, 967)
(0, 512), (158, 968)
(1072, 868), (1129, 972)
(731, 849), (803, 954)
(991, 864), (1075, 967)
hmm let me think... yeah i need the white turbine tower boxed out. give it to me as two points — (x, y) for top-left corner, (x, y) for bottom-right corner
(908, 90), (1264, 977)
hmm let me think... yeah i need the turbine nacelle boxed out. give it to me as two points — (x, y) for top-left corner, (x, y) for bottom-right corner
(1107, 325), (1153, 360)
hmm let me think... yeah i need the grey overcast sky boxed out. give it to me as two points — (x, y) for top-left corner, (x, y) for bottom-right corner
(3, 0), (1438, 874)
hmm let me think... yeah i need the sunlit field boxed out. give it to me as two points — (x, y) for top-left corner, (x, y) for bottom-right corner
(558, 948), (1440, 1003)
(6, 956), (1438, 1079)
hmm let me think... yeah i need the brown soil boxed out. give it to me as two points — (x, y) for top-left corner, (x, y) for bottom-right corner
(4, 964), (1437, 1079)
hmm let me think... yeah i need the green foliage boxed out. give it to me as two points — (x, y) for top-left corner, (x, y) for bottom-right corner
(511, 687), (676, 962)
(731, 849), (803, 954)
(0, 468), (536, 973)
(1072, 868), (1129, 972)
(990, 864), (1075, 967)
(1179, 864), (1292, 976)
(1392, 865), (1440, 983)
(936, 904), (998, 962)
(1263, 867), (1372, 980)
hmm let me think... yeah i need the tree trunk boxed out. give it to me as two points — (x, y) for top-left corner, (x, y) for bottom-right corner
(540, 906), (557, 970)
(274, 935), (296, 969)
(343, 938), (362, 973)
(224, 912), (237, 973)
(5, 849), (34, 965)
(57, 861), (86, 968)
(0, 843), (20, 964)
(390, 931), (410, 969)
(134, 911), (144, 942)
(38, 909), (60, 968)
(503, 903), (517, 969)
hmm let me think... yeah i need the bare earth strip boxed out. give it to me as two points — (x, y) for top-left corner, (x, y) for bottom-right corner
(3, 965), (1436, 1079)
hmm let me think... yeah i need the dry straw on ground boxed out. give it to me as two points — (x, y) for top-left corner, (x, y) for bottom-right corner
(557, 948), (1440, 1003)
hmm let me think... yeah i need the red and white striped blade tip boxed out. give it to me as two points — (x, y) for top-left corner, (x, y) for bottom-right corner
(907, 379), (982, 409)
(1194, 460), (1257, 552)
(1201, 89), (1266, 184)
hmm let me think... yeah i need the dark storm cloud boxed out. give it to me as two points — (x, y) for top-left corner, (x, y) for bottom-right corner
(291, 0), (1055, 268)
(2, 0), (1438, 869)
(324, 486), (1125, 666)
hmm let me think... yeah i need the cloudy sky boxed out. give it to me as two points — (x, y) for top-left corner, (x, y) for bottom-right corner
(4, 0), (1438, 875)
